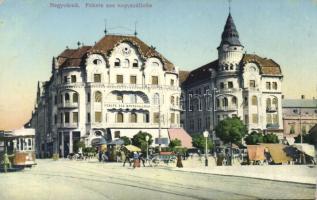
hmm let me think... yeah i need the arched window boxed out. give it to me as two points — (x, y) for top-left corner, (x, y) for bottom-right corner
(216, 99), (220, 108)
(132, 59), (138, 68)
(272, 98), (278, 108)
(153, 93), (160, 105)
(170, 96), (175, 105)
(130, 113), (137, 123)
(95, 131), (102, 136)
(117, 112), (123, 123)
(123, 59), (129, 68)
(266, 98), (271, 108)
(152, 62), (159, 67)
(114, 58), (120, 67)
(232, 96), (237, 105)
(73, 93), (78, 103)
(95, 91), (102, 102)
(222, 97), (228, 107)
(252, 96), (257, 105)
(65, 93), (70, 102)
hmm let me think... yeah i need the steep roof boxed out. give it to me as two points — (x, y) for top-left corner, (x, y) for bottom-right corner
(220, 13), (242, 46)
(56, 35), (175, 71)
(179, 70), (190, 85)
(182, 60), (218, 87)
(242, 54), (282, 76)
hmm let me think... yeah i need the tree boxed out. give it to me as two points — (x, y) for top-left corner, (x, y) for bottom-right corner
(120, 136), (131, 145)
(191, 134), (213, 153)
(263, 133), (279, 143)
(215, 117), (247, 165)
(244, 131), (264, 145)
(131, 131), (153, 152)
(169, 139), (182, 149)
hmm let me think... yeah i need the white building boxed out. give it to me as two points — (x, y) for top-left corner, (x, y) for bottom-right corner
(181, 13), (284, 138)
(29, 34), (192, 157)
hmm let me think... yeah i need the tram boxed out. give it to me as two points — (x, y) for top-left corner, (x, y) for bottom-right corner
(0, 128), (36, 168)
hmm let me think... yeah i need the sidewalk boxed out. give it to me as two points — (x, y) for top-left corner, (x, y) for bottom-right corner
(169, 157), (317, 184)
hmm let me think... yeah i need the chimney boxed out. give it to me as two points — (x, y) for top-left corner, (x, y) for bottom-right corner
(301, 95), (305, 99)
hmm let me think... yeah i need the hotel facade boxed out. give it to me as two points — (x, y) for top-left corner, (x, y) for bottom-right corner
(28, 35), (192, 157)
(181, 13), (284, 139)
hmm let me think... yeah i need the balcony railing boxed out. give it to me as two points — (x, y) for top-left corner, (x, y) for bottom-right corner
(215, 106), (238, 112)
(57, 102), (78, 109)
(266, 106), (278, 112)
(266, 123), (279, 129)
(57, 122), (78, 128)
(218, 88), (239, 94)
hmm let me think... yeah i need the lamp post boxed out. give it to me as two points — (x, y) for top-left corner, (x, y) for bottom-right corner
(203, 130), (209, 167)
(145, 135), (149, 161)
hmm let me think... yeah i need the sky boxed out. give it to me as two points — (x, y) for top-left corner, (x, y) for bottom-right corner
(0, 0), (316, 130)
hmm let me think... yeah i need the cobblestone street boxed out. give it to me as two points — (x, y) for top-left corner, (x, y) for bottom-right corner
(0, 159), (315, 200)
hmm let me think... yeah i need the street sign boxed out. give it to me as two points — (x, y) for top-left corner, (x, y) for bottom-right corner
(155, 138), (169, 145)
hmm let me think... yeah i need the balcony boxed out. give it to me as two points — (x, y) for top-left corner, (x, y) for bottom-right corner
(266, 106), (278, 112)
(218, 88), (239, 94)
(266, 123), (279, 129)
(57, 123), (78, 129)
(104, 103), (150, 110)
(56, 82), (85, 90)
(215, 106), (238, 112)
(58, 102), (78, 109)
(87, 83), (180, 91)
(170, 105), (181, 111)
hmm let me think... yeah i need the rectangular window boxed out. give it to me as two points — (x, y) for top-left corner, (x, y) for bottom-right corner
(273, 82), (277, 90)
(87, 93), (91, 103)
(116, 75), (123, 84)
(71, 75), (76, 83)
(170, 113), (175, 124)
(87, 113), (91, 123)
(249, 80), (256, 88)
(95, 112), (102, 123)
(73, 112), (78, 123)
(114, 131), (120, 138)
(220, 82), (224, 89)
(170, 79), (174, 86)
(60, 113), (63, 123)
(244, 114), (249, 124)
(117, 93), (123, 102)
(94, 74), (101, 82)
(64, 76), (68, 83)
(151, 76), (159, 85)
(252, 114), (258, 124)
(54, 114), (57, 125)
(228, 81), (233, 88)
(153, 112), (160, 123)
(54, 95), (57, 105)
(143, 113), (149, 123)
(267, 114), (272, 124)
(273, 114), (278, 124)
(266, 82), (271, 90)
(65, 112), (70, 123)
(130, 76), (137, 84)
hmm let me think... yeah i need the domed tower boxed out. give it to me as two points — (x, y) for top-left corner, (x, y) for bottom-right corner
(217, 13), (244, 72)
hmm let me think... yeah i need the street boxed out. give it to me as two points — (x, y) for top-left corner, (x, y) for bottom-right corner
(0, 159), (315, 200)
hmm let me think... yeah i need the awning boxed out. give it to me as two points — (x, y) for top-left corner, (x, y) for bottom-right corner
(292, 143), (315, 158)
(168, 128), (192, 148)
(259, 144), (292, 163)
(107, 139), (124, 145)
(247, 145), (265, 161)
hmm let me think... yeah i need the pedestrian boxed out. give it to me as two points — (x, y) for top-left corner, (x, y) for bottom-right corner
(122, 150), (132, 167)
(138, 152), (146, 167)
(133, 152), (140, 168)
(98, 150), (102, 162)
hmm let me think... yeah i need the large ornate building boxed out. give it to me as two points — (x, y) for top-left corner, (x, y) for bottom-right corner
(28, 34), (192, 157)
(181, 13), (284, 138)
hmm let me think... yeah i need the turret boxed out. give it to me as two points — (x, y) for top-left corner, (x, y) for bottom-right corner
(217, 13), (244, 71)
